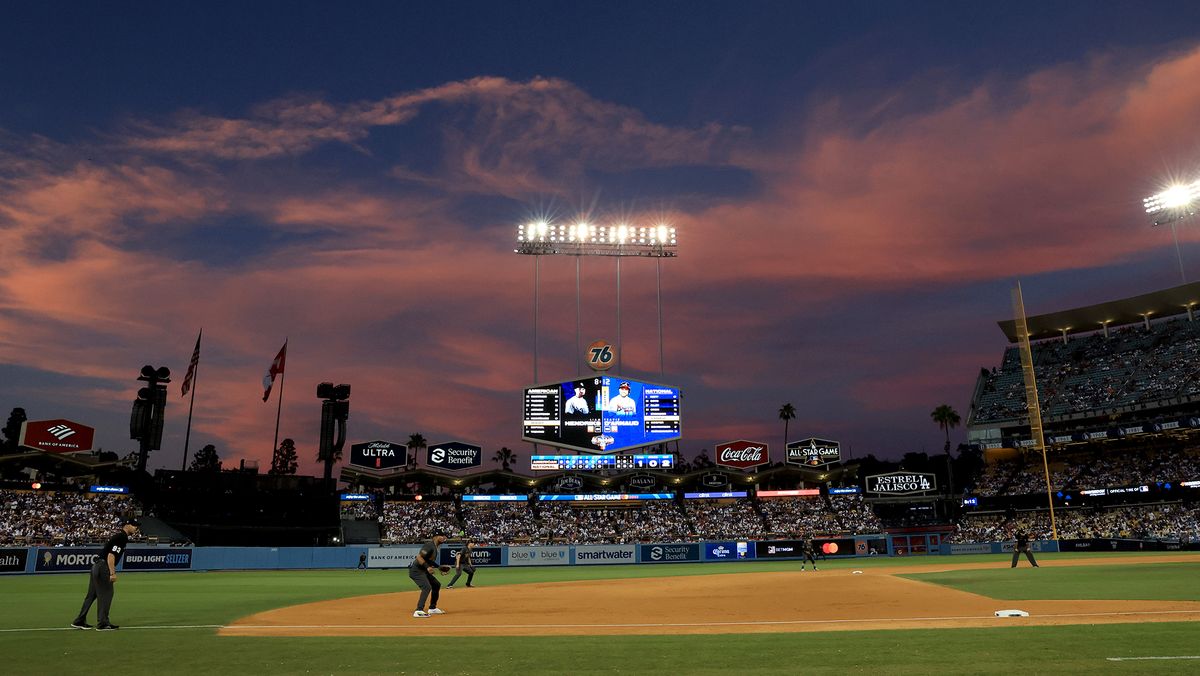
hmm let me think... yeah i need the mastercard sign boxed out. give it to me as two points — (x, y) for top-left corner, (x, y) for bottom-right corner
(18, 419), (96, 454)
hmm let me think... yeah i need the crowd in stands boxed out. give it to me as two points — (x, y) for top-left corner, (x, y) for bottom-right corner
(972, 446), (1200, 497)
(0, 490), (137, 546)
(954, 503), (1200, 542)
(339, 500), (378, 521)
(463, 502), (536, 542)
(829, 494), (886, 534)
(974, 319), (1200, 424)
(758, 497), (838, 536)
(381, 500), (460, 544)
(682, 498), (767, 540)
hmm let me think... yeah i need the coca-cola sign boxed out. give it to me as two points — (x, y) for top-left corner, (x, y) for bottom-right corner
(19, 419), (96, 454)
(714, 440), (769, 470)
(349, 440), (407, 471)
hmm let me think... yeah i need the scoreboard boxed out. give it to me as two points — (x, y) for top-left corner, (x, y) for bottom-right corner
(530, 454), (675, 471)
(522, 376), (682, 453)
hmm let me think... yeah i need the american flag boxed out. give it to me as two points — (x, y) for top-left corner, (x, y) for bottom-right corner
(181, 330), (202, 397)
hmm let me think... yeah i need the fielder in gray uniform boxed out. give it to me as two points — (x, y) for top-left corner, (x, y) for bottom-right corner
(446, 541), (476, 588)
(72, 518), (140, 630)
(409, 530), (449, 618)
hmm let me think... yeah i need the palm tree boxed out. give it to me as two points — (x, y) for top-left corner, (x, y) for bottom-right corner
(493, 446), (517, 471)
(931, 404), (961, 493)
(407, 433), (427, 464)
(778, 402), (796, 449)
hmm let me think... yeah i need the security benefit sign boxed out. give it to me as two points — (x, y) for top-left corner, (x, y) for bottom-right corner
(786, 438), (841, 467)
(427, 441), (482, 471)
(639, 543), (700, 563)
(349, 440), (407, 471)
(714, 440), (769, 470)
(19, 419), (96, 454)
(866, 472), (937, 495)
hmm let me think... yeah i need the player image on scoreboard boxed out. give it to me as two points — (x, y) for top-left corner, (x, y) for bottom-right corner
(559, 379), (603, 451)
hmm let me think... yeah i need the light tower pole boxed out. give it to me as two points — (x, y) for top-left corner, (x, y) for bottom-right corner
(1145, 179), (1200, 284)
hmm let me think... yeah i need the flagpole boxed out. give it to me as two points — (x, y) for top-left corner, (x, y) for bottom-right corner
(181, 329), (201, 471)
(272, 339), (287, 459)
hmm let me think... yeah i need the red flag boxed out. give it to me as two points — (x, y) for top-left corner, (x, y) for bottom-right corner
(262, 341), (287, 402)
(181, 330), (202, 397)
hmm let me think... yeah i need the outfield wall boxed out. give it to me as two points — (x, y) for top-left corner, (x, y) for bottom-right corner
(4, 537), (1193, 574)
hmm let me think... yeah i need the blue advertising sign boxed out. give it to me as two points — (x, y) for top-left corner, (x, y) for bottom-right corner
(683, 491), (748, 499)
(537, 493), (673, 501)
(35, 547), (100, 573)
(121, 549), (192, 571)
(703, 542), (742, 560)
(640, 543), (700, 563)
(340, 493), (372, 501)
(828, 487), (861, 495)
(88, 485), (128, 494)
(438, 545), (503, 567)
(461, 494), (529, 502)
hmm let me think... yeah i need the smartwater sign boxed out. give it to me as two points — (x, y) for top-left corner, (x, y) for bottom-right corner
(865, 472), (937, 495)
(640, 543), (700, 563)
(574, 544), (636, 565)
(367, 546), (423, 569)
(427, 441), (482, 471)
(350, 440), (407, 471)
(507, 546), (571, 566)
(0, 548), (28, 574)
(122, 549), (192, 571)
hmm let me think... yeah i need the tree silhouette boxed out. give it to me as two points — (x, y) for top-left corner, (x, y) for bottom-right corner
(493, 446), (517, 471)
(189, 444), (221, 472)
(1, 407), (27, 455)
(778, 402), (796, 449)
(931, 404), (961, 492)
(407, 433), (427, 463)
(270, 438), (299, 476)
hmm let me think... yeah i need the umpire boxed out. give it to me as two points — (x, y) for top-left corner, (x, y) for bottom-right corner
(446, 541), (476, 588)
(410, 530), (449, 618)
(1011, 530), (1040, 568)
(72, 517), (140, 631)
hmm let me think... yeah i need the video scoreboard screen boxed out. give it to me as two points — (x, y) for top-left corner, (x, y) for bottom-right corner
(530, 454), (675, 471)
(522, 376), (682, 453)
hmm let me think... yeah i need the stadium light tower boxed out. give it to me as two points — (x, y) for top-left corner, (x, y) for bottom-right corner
(1144, 179), (1200, 283)
(515, 221), (678, 379)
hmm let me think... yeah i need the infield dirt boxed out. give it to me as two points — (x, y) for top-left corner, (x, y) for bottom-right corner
(222, 555), (1200, 637)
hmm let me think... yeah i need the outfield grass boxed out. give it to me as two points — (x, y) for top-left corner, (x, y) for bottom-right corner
(902, 561), (1200, 601)
(1, 552), (1197, 675)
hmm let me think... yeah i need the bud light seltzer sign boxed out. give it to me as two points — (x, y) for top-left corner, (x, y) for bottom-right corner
(714, 440), (769, 470)
(786, 438), (841, 467)
(866, 472), (937, 495)
(349, 440), (407, 471)
(427, 441), (482, 471)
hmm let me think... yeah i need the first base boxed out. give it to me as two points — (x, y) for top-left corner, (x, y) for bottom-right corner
(994, 609), (1029, 617)
(851, 570), (864, 574)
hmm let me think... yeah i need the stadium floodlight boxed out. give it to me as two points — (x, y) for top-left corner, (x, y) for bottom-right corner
(1144, 179), (1200, 226)
(514, 220), (677, 257)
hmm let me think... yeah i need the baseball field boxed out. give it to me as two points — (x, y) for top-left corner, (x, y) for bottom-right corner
(1, 551), (1197, 674)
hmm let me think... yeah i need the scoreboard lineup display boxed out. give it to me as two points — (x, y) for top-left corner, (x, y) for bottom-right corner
(522, 376), (682, 453)
(530, 454), (675, 471)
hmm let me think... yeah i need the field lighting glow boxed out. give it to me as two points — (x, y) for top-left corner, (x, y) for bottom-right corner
(516, 220), (678, 256)
(1145, 180), (1200, 214)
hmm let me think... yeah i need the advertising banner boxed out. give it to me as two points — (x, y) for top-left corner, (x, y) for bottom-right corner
(19, 419), (96, 454)
(367, 546), (423, 569)
(507, 546), (571, 566)
(755, 540), (801, 558)
(35, 547), (100, 573)
(950, 543), (993, 555)
(0, 548), (28, 574)
(639, 543), (700, 563)
(786, 438), (841, 467)
(574, 544), (637, 565)
(121, 548), (192, 571)
(703, 542), (750, 560)
(427, 441), (483, 471)
(700, 473), (729, 488)
(628, 473), (657, 490)
(714, 440), (769, 470)
(865, 472), (937, 495)
(439, 545), (503, 567)
(349, 440), (407, 471)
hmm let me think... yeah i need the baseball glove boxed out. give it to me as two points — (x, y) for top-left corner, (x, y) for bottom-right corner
(438, 565), (452, 574)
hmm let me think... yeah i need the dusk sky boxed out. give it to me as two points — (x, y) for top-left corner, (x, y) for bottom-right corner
(4, 2), (1200, 475)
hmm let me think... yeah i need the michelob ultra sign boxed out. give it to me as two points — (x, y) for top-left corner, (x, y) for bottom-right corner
(349, 440), (407, 470)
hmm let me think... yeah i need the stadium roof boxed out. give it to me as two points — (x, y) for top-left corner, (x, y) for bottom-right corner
(997, 281), (1200, 343)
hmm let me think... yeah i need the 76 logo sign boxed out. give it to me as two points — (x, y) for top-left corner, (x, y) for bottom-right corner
(587, 340), (615, 371)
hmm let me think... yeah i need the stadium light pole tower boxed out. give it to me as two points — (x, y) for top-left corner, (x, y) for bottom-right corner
(514, 221), (678, 380)
(1144, 179), (1200, 284)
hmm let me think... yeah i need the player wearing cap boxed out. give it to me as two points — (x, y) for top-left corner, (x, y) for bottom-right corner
(801, 537), (819, 571)
(446, 541), (477, 588)
(72, 518), (140, 631)
(607, 382), (636, 415)
(564, 383), (590, 414)
(410, 530), (449, 618)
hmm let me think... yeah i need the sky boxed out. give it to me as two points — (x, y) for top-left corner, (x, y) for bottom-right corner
(4, 1), (1200, 476)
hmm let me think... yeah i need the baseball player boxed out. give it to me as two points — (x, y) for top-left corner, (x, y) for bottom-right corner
(564, 383), (590, 414)
(358, 551), (368, 570)
(72, 518), (139, 631)
(607, 382), (636, 414)
(446, 541), (477, 588)
(801, 537), (819, 571)
(410, 530), (450, 618)
(1011, 530), (1039, 568)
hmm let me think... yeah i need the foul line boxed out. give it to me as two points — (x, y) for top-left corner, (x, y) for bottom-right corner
(4, 610), (1199, 635)
(1106, 656), (1200, 662)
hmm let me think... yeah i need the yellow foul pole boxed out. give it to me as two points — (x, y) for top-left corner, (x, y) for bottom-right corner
(1012, 281), (1058, 540)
